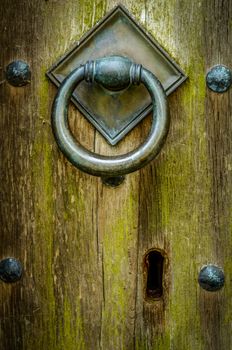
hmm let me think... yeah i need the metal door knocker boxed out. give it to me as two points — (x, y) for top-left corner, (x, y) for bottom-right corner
(52, 56), (168, 176)
(48, 5), (187, 179)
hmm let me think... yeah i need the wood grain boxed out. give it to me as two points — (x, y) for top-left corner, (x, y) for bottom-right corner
(0, 0), (232, 349)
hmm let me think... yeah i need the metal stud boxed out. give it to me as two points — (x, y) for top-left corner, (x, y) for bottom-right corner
(101, 176), (125, 187)
(5, 60), (31, 87)
(206, 65), (232, 93)
(198, 264), (224, 292)
(0, 258), (23, 283)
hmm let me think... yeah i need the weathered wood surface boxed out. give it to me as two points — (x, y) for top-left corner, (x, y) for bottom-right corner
(0, 0), (232, 349)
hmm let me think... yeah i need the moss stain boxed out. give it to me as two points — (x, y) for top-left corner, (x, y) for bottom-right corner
(30, 66), (56, 348)
(101, 190), (138, 348)
(57, 297), (86, 350)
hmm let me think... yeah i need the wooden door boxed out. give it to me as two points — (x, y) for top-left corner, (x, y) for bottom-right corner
(0, 1), (232, 349)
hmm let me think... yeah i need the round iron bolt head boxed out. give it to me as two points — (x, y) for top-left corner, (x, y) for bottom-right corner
(0, 258), (23, 283)
(5, 60), (31, 87)
(198, 264), (225, 292)
(206, 65), (232, 93)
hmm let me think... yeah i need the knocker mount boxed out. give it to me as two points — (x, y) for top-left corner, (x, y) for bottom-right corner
(47, 5), (186, 179)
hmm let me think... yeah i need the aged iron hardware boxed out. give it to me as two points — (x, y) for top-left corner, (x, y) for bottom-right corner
(52, 56), (169, 177)
(101, 176), (125, 187)
(198, 264), (225, 292)
(206, 65), (232, 93)
(5, 60), (31, 87)
(144, 250), (164, 299)
(0, 258), (23, 283)
(47, 5), (186, 145)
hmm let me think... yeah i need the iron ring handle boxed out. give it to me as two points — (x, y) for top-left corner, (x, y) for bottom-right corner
(52, 56), (169, 176)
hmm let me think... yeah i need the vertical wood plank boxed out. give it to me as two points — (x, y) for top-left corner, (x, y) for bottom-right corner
(201, 1), (232, 349)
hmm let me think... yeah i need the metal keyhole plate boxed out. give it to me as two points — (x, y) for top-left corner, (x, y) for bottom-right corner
(47, 5), (187, 145)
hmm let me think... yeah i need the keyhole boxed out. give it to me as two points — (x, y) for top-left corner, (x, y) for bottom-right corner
(145, 250), (164, 299)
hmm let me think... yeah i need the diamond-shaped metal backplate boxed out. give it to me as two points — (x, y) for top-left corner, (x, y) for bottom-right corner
(47, 5), (187, 145)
